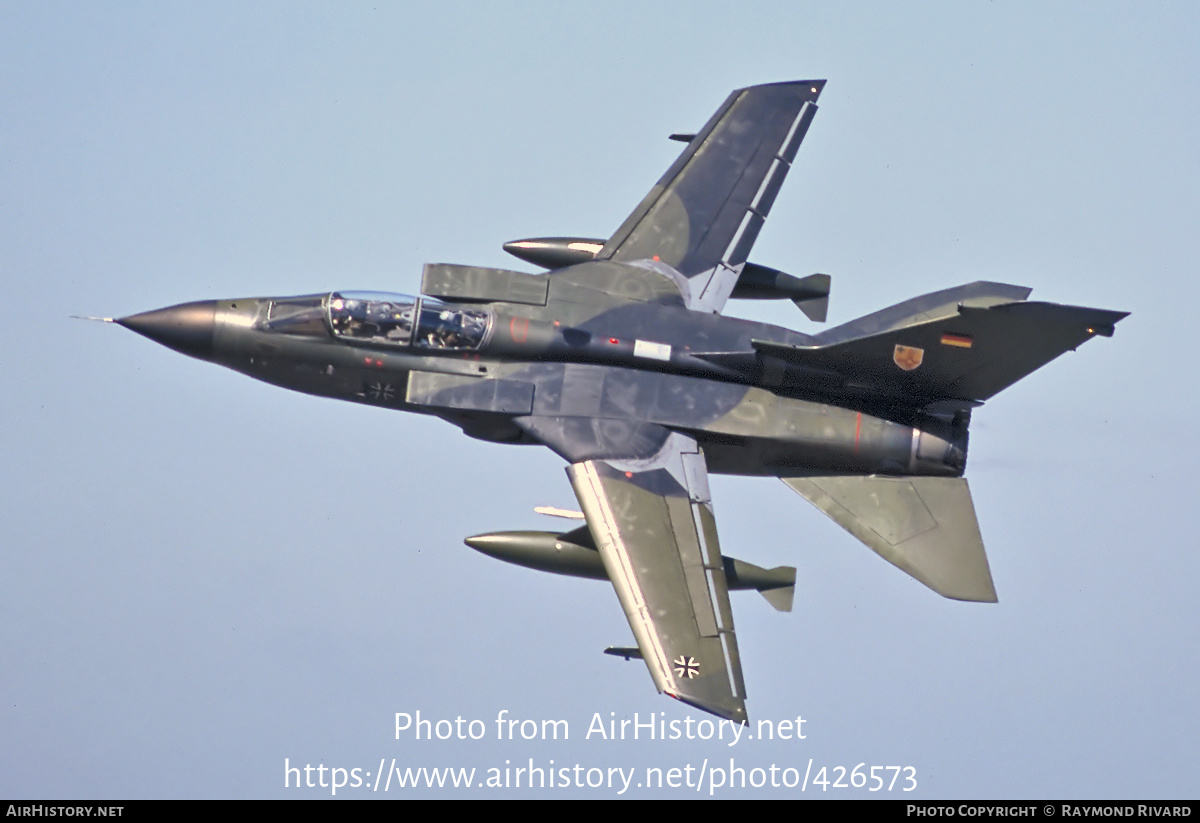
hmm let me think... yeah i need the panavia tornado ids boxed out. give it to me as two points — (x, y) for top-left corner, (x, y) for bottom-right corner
(110, 81), (1126, 723)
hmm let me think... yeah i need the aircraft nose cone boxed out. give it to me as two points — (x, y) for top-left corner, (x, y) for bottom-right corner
(118, 300), (217, 360)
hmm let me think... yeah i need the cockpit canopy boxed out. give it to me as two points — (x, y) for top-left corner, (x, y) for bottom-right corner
(258, 291), (491, 351)
(329, 292), (417, 345)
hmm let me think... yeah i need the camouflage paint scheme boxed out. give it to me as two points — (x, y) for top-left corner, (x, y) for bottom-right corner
(116, 81), (1126, 723)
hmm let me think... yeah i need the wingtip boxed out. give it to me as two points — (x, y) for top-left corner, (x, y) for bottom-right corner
(666, 692), (748, 725)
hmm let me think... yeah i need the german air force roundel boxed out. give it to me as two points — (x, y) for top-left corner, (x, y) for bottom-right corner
(893, 344), (924, 371)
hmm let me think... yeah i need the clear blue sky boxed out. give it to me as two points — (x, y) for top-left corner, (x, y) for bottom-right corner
(3, 1), (1197, 798)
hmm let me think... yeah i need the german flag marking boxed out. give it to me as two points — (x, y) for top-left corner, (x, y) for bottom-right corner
(941, 333), (973, 348)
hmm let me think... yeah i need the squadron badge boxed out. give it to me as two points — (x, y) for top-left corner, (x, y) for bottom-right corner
(893, 344), (924, 371)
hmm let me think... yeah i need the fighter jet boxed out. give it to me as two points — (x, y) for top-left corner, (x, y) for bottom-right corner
(112, 81), (1126, 723)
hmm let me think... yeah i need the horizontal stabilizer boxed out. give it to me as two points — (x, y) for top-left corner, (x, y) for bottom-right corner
(782, 475), (997, 602)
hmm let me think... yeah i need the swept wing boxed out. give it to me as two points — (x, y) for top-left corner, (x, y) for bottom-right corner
(567, 433), (747, 722)
(595, 80), (825, 314)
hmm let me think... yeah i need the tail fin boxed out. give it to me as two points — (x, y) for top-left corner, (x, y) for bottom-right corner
(783, 475), (997, 602)
(754, 282), (1127, 408)
(758, 579), (796, 612)
(723, 557), (797, 612)
(792, 273), (830, 322)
